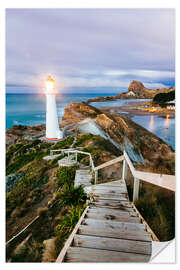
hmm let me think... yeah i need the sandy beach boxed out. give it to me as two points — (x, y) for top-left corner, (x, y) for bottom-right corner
(97, 100), (175, 118)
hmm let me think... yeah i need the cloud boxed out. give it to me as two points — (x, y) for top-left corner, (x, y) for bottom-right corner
(6, 9), (175, 92)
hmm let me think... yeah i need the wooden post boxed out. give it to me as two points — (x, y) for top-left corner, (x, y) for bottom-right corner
(89, 156), (91, 167)
(133, 178), (140, 202)
(95, 171), (98, 185)
(122, 159), (127, 180)
(76, 152), (77, 162)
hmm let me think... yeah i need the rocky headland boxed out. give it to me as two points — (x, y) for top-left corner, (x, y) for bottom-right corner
(7, 101), (175, 175)
(87, 80), (175, 103)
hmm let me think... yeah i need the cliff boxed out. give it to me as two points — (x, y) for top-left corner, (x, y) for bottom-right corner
(61, 102), (175, 174)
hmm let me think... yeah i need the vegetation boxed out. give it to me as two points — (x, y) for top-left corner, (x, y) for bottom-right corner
(74, 133), (121, 166)
(153, 90), (175, 105)
(127, 180), (175, 241)
(54, 166), (78, 189)
(7, 159), (87, 262)
(6, 139), (49, 175)
(50, 136), (74, 150)
(74, 133), (94, 147)
(6, 160), (51, 217)
(55, 204), (85, 254)
(10, 238), (43, 263)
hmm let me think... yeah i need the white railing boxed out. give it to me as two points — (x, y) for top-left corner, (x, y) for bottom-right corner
(94, 150), (175, 202)
(50, 148), (175, 199)
(50, 148), (96, 179)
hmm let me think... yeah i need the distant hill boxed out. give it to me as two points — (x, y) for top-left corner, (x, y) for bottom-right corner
(153, 90), (175, 104)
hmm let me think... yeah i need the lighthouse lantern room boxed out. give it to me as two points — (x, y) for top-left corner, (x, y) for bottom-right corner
(45, 76), (63, 140)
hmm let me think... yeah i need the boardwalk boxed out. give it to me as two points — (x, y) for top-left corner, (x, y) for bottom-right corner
(56, 179), (152, 263)
(74, 169), (92, 187)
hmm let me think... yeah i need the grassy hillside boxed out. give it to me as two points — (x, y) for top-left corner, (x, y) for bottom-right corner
(6, 134), (121, 262)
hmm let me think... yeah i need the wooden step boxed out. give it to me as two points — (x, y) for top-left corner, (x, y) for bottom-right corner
(85, 213), (140, 223)
(91, 200), (133, 209)
(73, 234), (152, 255)
(87, 207), (137, 217)
(65, 247), (151, 262)
(96, 180), (125, 185)
(85, 185), (127, 192)
(91, 189), (128, 195)
(82, 218), (146, 231)
(78, 225), (152, 242)
(93, 194), (128, 201)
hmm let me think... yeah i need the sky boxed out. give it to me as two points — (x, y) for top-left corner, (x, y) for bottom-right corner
(6, 8), (175, 93)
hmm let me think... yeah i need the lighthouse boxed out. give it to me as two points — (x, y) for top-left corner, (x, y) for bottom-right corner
(45, 75), (63, 140)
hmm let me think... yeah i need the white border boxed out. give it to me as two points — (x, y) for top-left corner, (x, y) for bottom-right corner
(0, 0), (179, 269)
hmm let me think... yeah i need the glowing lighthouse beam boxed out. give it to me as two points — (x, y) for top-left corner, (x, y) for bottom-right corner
(45, 76), (63, 140)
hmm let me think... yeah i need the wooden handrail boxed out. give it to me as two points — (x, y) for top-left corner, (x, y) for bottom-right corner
(123, 151), (136, 177)
(50, 147), (175, 193)
(50, 148), (95, 174)
(92, 150), (175, 194)
(134, 170), (175, 192)
(94, 155), (124, 171)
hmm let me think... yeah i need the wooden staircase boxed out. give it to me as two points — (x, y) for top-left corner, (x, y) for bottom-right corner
(56, 179), (152, 263)
(74, 169), (92, 187)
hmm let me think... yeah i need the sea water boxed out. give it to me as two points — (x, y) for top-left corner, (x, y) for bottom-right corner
(6, 92), (175, 150)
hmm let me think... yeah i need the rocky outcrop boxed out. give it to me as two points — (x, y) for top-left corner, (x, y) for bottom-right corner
(6, 124), (45, 148)
(128, 80), (145, 93)
(87, 81), (175, 102)
(61, 102), (175, 173)
(6, 172), (24, 192)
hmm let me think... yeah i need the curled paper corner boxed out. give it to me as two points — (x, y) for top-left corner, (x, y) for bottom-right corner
(150, 239), (175, 263)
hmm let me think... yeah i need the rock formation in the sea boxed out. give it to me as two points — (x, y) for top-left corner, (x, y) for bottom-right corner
(128, 80), (145, 92)
(87, 80), (175, 102)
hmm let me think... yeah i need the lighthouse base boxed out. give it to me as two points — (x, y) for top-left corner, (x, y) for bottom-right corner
(40, 136), (63, 144)
(45, 137), (61, 141)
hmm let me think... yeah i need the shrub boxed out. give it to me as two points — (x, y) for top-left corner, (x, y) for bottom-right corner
(50, 136), (74, 150)
(74, 133), (94, 147)
(6, 161), (50, 216)
(153, 90), (175, 104)
(56, 185), (87, 207)
(38, 207), (49, 218)
(127, 180), (175, 241)
(54, 166), (77, 189)
(55, 204), (86, 242)
(50, 154), (64, 166)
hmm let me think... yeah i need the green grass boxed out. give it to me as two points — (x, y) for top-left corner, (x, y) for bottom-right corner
(74, 133), (94, 147)
(54, 166), (78, 190)
(6, 160), (51, 217)
(50, 136), (74, 150)
(6, 137), (74, 175)
(55, 204), (86, 256)
(127, 181), (175, 241)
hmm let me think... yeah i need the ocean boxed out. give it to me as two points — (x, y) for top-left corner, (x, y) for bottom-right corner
(6, 92), (175, 150)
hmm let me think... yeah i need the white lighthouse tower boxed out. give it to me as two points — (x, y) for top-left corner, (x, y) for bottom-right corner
(45, 75), (63, 140)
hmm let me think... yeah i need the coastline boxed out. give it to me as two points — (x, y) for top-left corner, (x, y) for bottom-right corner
(97, 100), (175, 117)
